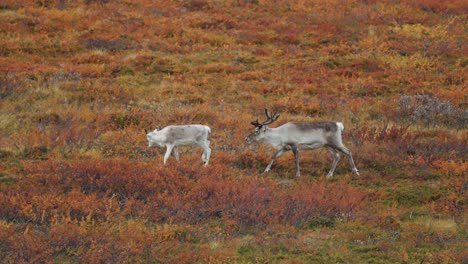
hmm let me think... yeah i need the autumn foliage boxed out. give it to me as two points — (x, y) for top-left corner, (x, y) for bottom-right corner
(0, 0), (466, 262)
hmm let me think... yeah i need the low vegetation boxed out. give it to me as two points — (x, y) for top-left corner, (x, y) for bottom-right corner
(0, 0), (466, 262)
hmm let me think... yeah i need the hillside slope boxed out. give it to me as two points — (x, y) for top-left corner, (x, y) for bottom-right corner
(0, 0), (466, 262)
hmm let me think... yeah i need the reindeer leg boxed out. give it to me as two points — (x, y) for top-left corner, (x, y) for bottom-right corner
(291, 145), (300, 177)
(326, 147), (341, 178)
(336, 145), (359, 175)
(199, 141), (211, 166)
(264, 148), (286, 174)
(163, 144), (175, 165)
(173, 146), (180, 162)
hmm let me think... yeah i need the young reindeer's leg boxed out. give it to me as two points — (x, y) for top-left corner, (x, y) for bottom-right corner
(173, 146), (180, 162)
(163, 144), (175, 165)
(291, 145), (301, 177)
(326, 147), (341, 178)
(264, 148), (287, 174)
(199, 140), (211, 166)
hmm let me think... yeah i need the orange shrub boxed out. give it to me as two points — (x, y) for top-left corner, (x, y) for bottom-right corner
(432, 160), (467, 177)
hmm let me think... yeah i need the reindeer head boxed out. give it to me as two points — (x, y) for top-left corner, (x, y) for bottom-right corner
(145, 128), (160, 147)
(245, 109), (279, 144)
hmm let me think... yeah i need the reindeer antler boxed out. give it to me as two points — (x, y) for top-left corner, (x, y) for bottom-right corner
(251, 108), (280, 127)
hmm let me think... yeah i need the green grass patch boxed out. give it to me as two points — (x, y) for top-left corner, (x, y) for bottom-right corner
(391, 183), (446, 206)
(305, 216), (335, 230)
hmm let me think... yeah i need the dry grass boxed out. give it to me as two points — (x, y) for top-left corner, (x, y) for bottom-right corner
(0, 0), (466, 262)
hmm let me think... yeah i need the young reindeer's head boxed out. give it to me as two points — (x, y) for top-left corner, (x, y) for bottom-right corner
(245, 109), (280, 144)
(145, 128), (161, 147)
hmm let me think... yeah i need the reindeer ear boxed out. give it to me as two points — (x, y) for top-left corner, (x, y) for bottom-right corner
(251, 120), (261, 127)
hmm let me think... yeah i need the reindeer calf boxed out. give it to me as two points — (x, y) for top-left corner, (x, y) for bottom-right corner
(146, 125), (211, 166)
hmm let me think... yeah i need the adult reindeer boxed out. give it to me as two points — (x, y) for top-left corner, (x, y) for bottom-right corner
(245, 109), (359, 177)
